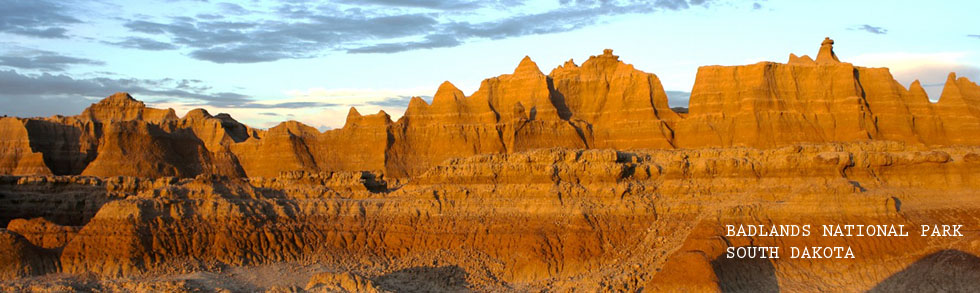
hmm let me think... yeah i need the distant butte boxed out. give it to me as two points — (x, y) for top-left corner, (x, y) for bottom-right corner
(1, 38), (979, 178)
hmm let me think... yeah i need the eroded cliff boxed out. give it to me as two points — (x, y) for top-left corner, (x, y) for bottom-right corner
(2, 39), (978, 179)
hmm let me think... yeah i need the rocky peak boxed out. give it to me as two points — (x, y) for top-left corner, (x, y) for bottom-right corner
(938, 73), (980, 105)
(103, 92), (139, 103)
(183, 108), (213, 120)
(562, 59), (578, 69)
(79, 92), (180, 123)
(344, 109), (392, 128)
(90, 92), (144, 110)
(513, 56), (544, 76)
(345, 107), (362, 124)
(81, 92), (173, 122)
(816, 37), (841, 64)
(788, 53), (815, 65)
(580, 48), (627, 72)
(403, 97), (430, 117)
(433, 81), (465, 104)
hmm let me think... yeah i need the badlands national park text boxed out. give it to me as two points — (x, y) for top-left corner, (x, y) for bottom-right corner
(724, 224), (965, 259)
(726, 224), (965, 237)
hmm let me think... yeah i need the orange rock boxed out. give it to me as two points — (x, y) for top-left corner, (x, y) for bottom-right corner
(305, 272), (381, 292)
(1, 39), (979, 179)
(676, 60), (873, 147)
(387, 81), (505, 177)
(80, 92), (177, 123)
(935, 73), (980, 144)
(816, 37), (841, 64)
(231, 120), (321, 178)
(550, 49), (678, 149)
(6, 218), (80, 249)
(0, 118), (50, 175)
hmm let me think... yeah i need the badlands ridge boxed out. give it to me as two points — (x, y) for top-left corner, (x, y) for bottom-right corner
(2, 39), (980, 178)
(1, 39), (979, 291)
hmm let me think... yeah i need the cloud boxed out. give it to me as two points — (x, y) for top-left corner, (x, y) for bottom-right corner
(347, 34), (460, 53)
(115, 0), (712, 63)
(125, 12), (440, 63)
(0, 69), (259, 118)
(107, 37), (178, 51)
(969, 34), (980, 39)
(224, 101), (340, 109)
(335, 0), (484, 10)
(0, 68), (431, 129)
(0, 0), (80, 39)
(753, 2), (762, 9)
(851, 24), (887, 35)
(272, 87), (434, 128)
(217, 2), (251, 15)
(665, 90), (691, 108)
(364, 95), (432, 107)
(0, 50), (103, 71)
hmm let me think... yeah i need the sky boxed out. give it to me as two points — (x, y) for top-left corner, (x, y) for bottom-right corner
(1, 0), (978, 130)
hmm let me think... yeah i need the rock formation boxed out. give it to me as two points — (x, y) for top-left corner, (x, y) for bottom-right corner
(674, 38), (980, 147)
(2, 38), (980, 291)
(6, 218), (79, 250)
(305, 272), (382, 292)
(549, 49), (679, 149)
(816, 37), (841, 64)
(4, 39), (976, 179)
(0, 118), (50, 175)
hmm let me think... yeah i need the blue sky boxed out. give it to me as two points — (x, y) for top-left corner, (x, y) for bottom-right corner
(1, 0), (978, 130)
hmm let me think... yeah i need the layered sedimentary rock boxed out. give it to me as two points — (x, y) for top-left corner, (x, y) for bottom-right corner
(2, 39), (979, 179)
(2, 142), (979, 291)
(549, 49), (679, 149)
(81, 92), (178, 123)
(387, 82), (505, 177)
(0, 93), (256, 178)
(935, 73), (980, 143)
(0, 118), (50, 175)
(6, 218), (80, 250)
(674, 38), (980, 148)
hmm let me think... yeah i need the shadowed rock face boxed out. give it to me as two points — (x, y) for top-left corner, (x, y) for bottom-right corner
(870, 250), (980, 292)
(1, 39), (979, 178)
(711, 253), (779, 293)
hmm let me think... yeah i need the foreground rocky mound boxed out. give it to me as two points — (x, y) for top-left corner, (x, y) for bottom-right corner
(2, 39), (978, 179)
(1, 142), (979, 291)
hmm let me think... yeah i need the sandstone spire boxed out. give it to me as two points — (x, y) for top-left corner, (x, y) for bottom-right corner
(816, 37), (840, 64)
(513, 56), (543, 76)
(344, 107), (362, 127)
(432, 81), (465, 105)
